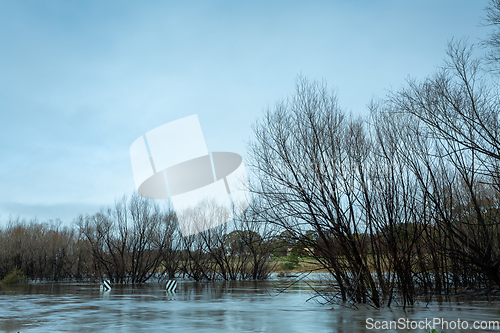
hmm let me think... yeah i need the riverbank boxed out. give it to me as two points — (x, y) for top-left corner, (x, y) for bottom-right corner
(270, 256), (329, 274)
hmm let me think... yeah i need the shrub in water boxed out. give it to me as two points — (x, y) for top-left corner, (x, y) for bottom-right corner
(1, 269), (28, 284)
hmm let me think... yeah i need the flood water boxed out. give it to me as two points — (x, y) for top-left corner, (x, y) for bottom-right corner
(1, 274), (500, 332)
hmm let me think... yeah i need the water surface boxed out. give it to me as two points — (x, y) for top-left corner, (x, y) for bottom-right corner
(1, 275), (500, 332)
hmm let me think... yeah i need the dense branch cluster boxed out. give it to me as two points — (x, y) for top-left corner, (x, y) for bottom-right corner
(0, 195), (276, 283)
(248, 45), (500, 307)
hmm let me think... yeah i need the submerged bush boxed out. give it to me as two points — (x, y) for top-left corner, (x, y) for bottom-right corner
(1, 269), (29, 284)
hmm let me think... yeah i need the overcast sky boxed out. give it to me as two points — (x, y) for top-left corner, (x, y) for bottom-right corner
(0, 0), (491, 224)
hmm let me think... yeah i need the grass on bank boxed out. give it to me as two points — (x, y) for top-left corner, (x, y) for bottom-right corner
(271, 255), (328, 273)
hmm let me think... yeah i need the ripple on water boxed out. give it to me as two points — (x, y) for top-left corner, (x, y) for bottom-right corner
(1, 279), (500, 332)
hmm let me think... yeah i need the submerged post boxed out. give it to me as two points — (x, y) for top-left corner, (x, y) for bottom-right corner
(166, 280), (177, 292)
(100, 279), (111, 292)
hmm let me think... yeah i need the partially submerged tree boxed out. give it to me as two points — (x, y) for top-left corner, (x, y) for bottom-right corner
(76, 194), (178, 283)
(249, 41), (500, 307)
(385, 40), (500, 290)
(249, 77), (388, 307)
(177, 199), (275, 281)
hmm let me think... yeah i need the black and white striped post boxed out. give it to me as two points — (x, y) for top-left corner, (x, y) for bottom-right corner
(100, 279), (111, 292)
(166, 280), (177, 292)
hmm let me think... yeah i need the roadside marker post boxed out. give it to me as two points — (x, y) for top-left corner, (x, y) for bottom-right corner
(100, 279), (111, 292)
(166, 280), (177, 292)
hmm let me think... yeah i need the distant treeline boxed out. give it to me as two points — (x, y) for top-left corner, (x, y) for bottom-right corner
(0, 218), (83, 282)
(0, 195), (278, 283)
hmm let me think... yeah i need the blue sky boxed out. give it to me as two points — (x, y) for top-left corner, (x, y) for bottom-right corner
(0, 0), (491, 224)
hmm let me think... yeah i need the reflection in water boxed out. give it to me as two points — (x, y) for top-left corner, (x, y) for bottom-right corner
(1, 275), (500, 332)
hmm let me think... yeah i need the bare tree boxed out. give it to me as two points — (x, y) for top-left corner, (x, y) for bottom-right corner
(249, 77), (385, 307)
(483, 0), (500, 71)
(176, 199), (275, 281)
(0, 218), (83, 281)
(76, 194), (176, 283)
(385, 40), (500, 290)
